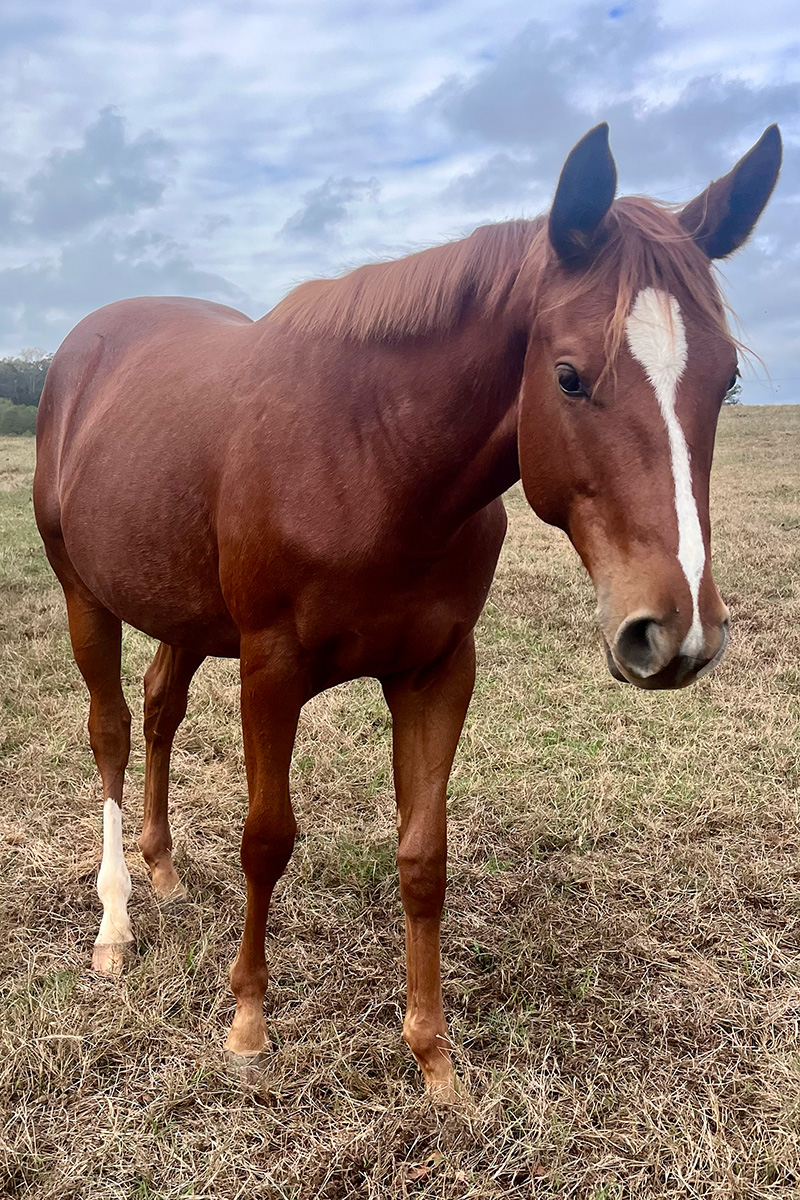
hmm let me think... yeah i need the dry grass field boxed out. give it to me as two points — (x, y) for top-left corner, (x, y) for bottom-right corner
(1, 406), (800, 1199)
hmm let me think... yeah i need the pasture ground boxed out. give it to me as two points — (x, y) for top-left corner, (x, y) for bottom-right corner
(1, 407), (800, 1199)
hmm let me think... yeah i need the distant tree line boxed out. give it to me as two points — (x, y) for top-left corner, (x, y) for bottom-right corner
(0, 350), (53, 435)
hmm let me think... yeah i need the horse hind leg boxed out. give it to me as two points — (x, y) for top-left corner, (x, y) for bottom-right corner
(139, 643), (204, 901)
(63, 591), (134, 974)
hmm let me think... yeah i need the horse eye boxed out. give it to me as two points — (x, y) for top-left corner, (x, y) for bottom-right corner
(557, 365), (585, 397)
(726, 373), (739, 393)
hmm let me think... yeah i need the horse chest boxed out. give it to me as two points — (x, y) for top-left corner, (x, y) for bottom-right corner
(283, 509), (506, 686)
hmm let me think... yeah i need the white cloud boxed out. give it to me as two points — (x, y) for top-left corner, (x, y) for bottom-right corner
(26, 108), (174, 236)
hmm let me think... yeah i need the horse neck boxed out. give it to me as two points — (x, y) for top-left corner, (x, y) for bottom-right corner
(357, 313), (526, 526)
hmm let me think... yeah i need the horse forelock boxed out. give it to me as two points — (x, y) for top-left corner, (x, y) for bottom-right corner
(518, 196), (736, 384)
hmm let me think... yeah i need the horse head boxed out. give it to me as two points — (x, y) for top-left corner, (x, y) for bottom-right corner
(516, 123), (781, 688)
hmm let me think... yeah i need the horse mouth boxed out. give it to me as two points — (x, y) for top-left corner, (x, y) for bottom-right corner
(602, 636), (629, 683)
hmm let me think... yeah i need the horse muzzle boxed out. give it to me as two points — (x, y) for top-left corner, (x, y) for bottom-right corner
(603, 611), (730, 690)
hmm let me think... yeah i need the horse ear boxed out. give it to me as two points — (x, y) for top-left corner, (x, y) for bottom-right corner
(678, 125), (782, 259)
(549, 123), (617, 266)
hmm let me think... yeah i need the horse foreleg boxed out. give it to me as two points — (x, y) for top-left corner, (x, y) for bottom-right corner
(225, 637), (301, 1061)
(382, 633), (476, 1100)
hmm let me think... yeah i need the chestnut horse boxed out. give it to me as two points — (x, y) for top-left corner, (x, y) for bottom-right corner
(34, 123), (781, 1097)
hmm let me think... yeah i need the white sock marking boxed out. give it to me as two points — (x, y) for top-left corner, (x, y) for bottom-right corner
(626, 288), (705, 658)
(95, 798), (133, 946)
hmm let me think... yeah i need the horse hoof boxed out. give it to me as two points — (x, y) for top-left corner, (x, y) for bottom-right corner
(92, 941), (132, 975)
(156, 885), (189, 911)
(224, 1048), (267, 1083)
(425, 1073), (471, 1106)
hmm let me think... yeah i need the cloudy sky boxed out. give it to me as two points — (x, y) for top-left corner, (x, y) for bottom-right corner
(0, 0), (797, 400)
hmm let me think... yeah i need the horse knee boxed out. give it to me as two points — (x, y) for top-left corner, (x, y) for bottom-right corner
(88, 701), (131, 770)
(397, 839), (446, 918)
(240, 814), (296, 884)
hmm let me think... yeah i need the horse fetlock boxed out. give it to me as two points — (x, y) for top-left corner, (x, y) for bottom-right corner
(226, 1006), (269, 1057)
(95, 798), (133, 952)
(229, 952), (269, 999)
(403, 1016), (453, 1081)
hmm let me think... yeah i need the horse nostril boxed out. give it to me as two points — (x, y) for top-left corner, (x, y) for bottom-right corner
(614, 615), (665, 679)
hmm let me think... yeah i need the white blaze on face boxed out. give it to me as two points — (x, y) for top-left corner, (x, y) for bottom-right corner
(625, 287), (705, 659)
(95, 798), (133, 947)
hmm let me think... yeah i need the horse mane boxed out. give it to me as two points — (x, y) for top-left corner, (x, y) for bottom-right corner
(269, 219), (540, 343)
(269, 197), (733, 358)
